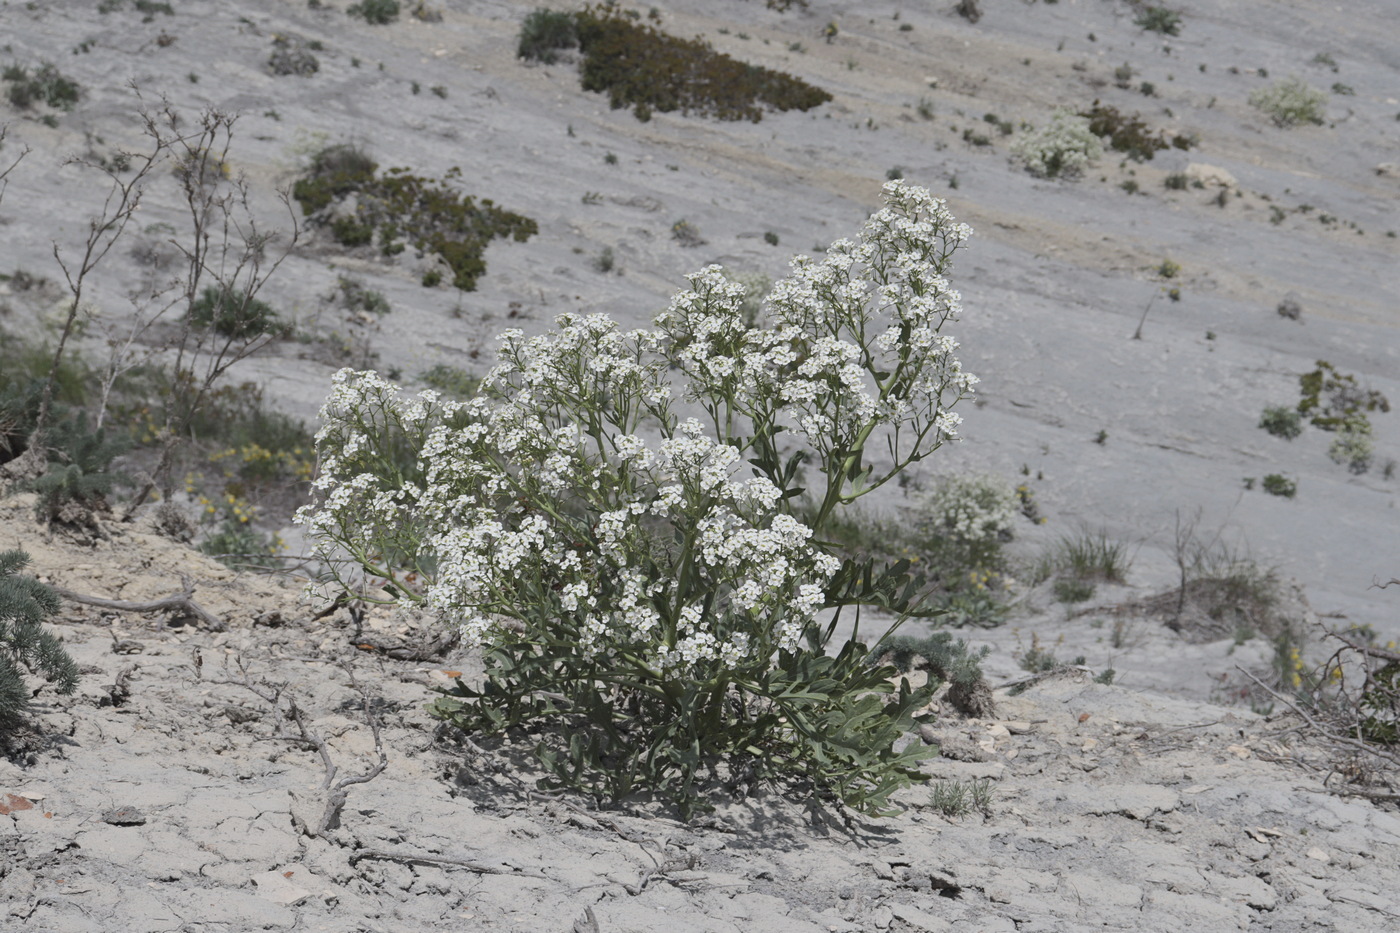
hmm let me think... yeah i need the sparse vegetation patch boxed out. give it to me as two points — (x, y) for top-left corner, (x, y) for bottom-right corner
(292, 145), (537, 292)
(517, 6), (832, 122)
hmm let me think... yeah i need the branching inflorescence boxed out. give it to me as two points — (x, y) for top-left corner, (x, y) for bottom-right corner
(298, 181), (977, 815)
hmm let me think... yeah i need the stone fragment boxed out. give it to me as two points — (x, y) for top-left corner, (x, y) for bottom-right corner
(252, 869), (313, 907)
(890, 902), (952, 932)
(1185, 163), (1237, 188)
(101, 805), (146, 826)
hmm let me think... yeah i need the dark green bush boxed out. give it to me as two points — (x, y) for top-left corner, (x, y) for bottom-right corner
(294, 152), (537, 292)
(348, 0), (399, 24)
(518, 9), (578, 63)
(1135, 6), (1182, 35)
(29, 413), (130, 524)
(291, 144), (379, 215)
(3, 62), (81, 112)
(0, 550), (79, 729)
(189, 285), (286, 339)
(1297, 360), (1390, 431)
(1079, 102), (1171, 162)
(872, 633), (992, 718)
(530, 6), (831, 122)
(1262, 474), (1297, 498)
(1259, 405), (1303, 439)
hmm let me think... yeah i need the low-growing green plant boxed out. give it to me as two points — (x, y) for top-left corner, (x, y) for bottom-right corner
(1163, 172), (1188, 191)
(3, 61), (81, 112)
(1328, 422), (1374, 474)
(1135, 6), (1182, 36)
(348, 0), (399, 24)
(417, 364), (480, 399)
(1054, 578), (1095, 603)
(336, 276), (391, 316)
(1041, 531), (1131, 585)
(189, 285), (287, 339)
(1010, 109), (1103, 178)
(517, 8), (578, 63)
(293, 147), (537, 292)
(520, 6), (832, 122)
(763, 230), (780, 246)
(0, 550), (79, 730)
(930, 778), (992, 817)
(1262, 473), (1296, 498)
(299, 181), (979, 817)
(28, 412), (130, 525)
(1258, 405), (1302, 439)
(1079, 102), (1179, 162)
(871, 633), (992, 717)
(1297, 361), (1389, 431)
(1250, 77), (1327, 127)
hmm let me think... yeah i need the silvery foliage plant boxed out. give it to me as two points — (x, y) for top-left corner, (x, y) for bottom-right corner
(297, 181), (978, 816)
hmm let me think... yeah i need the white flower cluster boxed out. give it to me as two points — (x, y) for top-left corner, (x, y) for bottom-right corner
(1011, 109), (1104, 178)
(920, 473), (1018, 547)
(659, 181), (977, 488)
(299, 181), (978, 681)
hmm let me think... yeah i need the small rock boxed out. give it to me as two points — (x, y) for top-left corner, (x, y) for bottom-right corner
(101, 806), (146, 826)
(1186, 163), (1237, 188)
(1306, 847), (1330, 863)
(251, 869), (313, 907)
(1376, 162), (1400, 179)
(889, 902), (952, 932)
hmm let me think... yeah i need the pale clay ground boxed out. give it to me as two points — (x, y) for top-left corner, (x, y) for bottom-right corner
(1, 1), (1399, 931)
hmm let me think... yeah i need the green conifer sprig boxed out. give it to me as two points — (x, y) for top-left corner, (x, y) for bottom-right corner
(0, 549), (79, 726)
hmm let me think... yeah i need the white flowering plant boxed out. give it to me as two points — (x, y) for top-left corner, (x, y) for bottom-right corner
(1011, 109), (1104, 179)
(298, 181), (978, 816)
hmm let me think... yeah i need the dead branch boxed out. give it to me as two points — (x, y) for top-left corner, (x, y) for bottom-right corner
(53, 575), (226, 630)
(348, 848), (547, 879)
(993, 665), (1095, 692)
(1234, 666), (1400, 772)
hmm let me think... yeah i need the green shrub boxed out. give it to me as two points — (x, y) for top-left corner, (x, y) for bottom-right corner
(3, 62), (81, 112)
(930, 778), (991, 817)
(29, 413), (130, 524)
(564, 5), (832, 122)
(0, 550), (79, 729)
(1164, 172), (1188, 190)
(1250, 77), (1327, 127)
(1297, 360), (1390, 431)
(291, 144), (379, 214)
(336, 276), (391, 315)
(1079, 102), (1172, 162)
(300, 182), (979, 817)
(1135, 6), (1182, 35)
(1042, 531), (1131, 584)
(517, 8), (578, 63)
(1258, 405), (1303, 439)
(870, 632), (992, 716)
(348, 0), (399, 24)
(1011, 109), (1102, 178)
(293, 150), (537, 292)
(918, 473), (1018, 570)
(1261, 474), (1297, 498)
(1054, 578), (1095, 603)
(418, 364), (480, 399)
(1328, 422), (1374, 474)
(189, 285), (286, 339)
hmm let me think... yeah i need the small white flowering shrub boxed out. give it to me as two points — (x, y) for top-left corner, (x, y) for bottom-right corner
(1249, 77), (1327, 128)
(921, 473), (1017, 547)
(1010, 109), (1104, 178)
(1328, 421), (1374, 474)
(298, 181), (978, 816)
